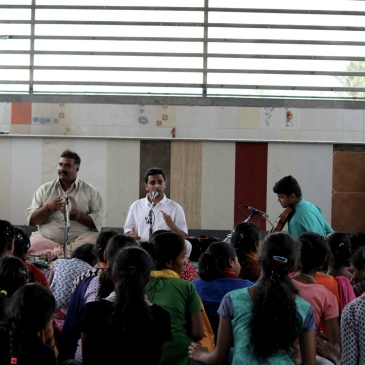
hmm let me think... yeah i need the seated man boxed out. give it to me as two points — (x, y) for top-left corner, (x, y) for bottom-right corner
(26, 149), (104, 259)
(124, 167), (188, 242)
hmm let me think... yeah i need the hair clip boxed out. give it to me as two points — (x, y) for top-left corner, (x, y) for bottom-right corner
(3, 225), (15, 241)
(0, 290), (7, 297)
(272, 256), (288, 265)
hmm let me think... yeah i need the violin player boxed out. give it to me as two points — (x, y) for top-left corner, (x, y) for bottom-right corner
(272, 175), (333, 239)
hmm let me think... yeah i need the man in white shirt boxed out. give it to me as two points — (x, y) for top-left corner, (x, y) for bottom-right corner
(124, 167), (188, 242)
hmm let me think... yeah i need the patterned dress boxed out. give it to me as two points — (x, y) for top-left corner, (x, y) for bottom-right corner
(339, 294), (365, 365)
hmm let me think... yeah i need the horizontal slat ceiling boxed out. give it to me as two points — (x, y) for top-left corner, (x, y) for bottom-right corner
(0, 1), (364, 99)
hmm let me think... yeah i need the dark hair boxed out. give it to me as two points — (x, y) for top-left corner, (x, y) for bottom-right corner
(351, 246), (365, 270)
(298, 232), (329, 272)
(6, 283), (55, 362)
(98, 234), (138, 299)
(325, 231), (351, 269)
(231, 222), (260, 281)
(13, 227), (31, 261)
(0, 256), (29, 299)
(60, 149), (81, 166)
(0, 256), (29, 321)
(198, 241), (237, 281)
(144, 167), (166, 183)
(250, 232), (301, 361)
(109, 246), (153, 332)
(231, 222), (260, 253)
(273, 175), (302, 198)
(95, 230), (119, 263)
(348, 232), (365, 255)
(0, 219), (15, 256)
(71, 243), (97, 266)
(141, 232), (185, 270)
(149, 229), (170, 240)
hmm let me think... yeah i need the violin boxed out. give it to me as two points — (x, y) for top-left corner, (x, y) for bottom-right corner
(270, 207), (293, 234)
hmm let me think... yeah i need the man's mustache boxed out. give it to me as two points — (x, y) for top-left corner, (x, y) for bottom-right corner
(59, 171), (67, 175)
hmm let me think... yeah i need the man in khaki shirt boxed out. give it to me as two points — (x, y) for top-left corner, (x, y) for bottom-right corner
(26, 149), (104, 259)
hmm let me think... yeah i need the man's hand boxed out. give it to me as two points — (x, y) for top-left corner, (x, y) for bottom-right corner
(47, 196), (64, 212)
(161, 210), (175, 230)
(161, 211), (187, 238)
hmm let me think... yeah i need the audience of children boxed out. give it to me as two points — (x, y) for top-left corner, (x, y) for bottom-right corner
(189, 231), (317, 365)
(49, 242), (97, 310)
(292, 232), (341, 364)
(0, 283), (57, 365)
(0, 255), (29, 321)
(0, 219), (15, 257)
(230, 221), (261, 282)
(325, 232), (356, 311)
(2, 216), (365, 365)
(77, 246), (172, 365)
(326, 232), (352, 281)
(73, 234), (138, 363)
(142, 231), (204, 365)
(58, 233), (137, 364)
(147, 229), (198, 282)
(349, 246), (365, 297)
(70, 229), (119, 292)
(316, 291), (365, 365)
(193, 241), (253, 338)
(13, 226), (50, 289)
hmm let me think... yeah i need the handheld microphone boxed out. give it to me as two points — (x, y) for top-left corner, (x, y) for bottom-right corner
(242, 205), (269, 219)
(64, 195), (71, 228)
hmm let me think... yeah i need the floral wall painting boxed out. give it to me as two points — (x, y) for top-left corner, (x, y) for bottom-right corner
(263, 107), (275, 127)
(286, 108), (294, 127)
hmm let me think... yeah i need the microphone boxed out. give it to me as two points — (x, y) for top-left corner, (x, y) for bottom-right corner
(152, 191), (158, 201)
(242, 205), (269, 219)
(64, 195), (70, 228)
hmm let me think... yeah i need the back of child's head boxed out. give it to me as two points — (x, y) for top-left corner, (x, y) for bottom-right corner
(259, 231), (298, 278)
(231, 221), (260, 253)
(98, 234), (137, 299)
(251, 231), (301, 361)
(0, 256), (29, 298)
(349, 232), (365, 256)
(109, 246), (153, 337)
(71, 243), (97, 266)
(198, 241), (237, 281)
(149, 229), (170, 241)
(0, 219), (15, 256)
(7, 283), (55, 331)
(351, 246), (365, 270)
(141, 232), (185, 270)
(6, 283), (55, 363)
(95, 229), (119, 263)
(13, 227), (31, 261)
(113, 246), (153, 289)
(298, 232), (329, 272)
(104, 234), (138, 266)
(325, 231), (351, 268)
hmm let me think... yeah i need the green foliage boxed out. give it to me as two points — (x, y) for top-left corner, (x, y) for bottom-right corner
(336, 62), (365, 97)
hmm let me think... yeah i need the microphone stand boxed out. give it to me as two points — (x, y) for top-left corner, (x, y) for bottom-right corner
(244, 212), (256, 222)
(63, 196), (71, 259)
(148, 199), (155, 239)
(146, 192), (158, 239)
